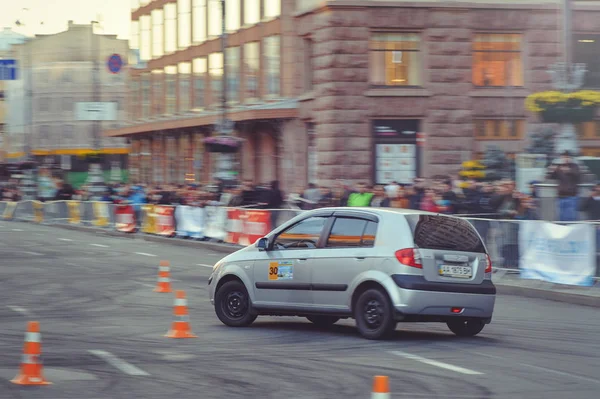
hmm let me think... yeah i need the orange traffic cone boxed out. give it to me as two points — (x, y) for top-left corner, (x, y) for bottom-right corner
(165, 290), (197, 338)
(371, 376), (390, 399)
(154, 260), (172, 293)
(11, 321), (52, 385)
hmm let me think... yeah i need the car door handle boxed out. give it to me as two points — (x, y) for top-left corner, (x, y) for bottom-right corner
(355, 257), (366, 260)
(297, 258), (308, 262)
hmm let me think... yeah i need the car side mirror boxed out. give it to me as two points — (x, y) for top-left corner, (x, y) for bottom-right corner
(257, 237), (269, 251)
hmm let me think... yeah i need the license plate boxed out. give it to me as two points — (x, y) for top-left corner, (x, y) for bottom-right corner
(439, 265), (472, 278)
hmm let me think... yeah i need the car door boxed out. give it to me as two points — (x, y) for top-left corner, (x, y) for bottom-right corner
(252, 215), (330, 309)
(310, 213), (380, 310)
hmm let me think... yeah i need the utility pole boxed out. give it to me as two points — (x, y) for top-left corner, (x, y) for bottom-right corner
(88, 20), (105, 199)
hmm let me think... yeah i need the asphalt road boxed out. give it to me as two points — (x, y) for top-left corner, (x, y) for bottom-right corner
(0, 221), (599, 399)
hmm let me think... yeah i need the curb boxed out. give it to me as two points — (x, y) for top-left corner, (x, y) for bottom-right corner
(496, 283), (600, 308)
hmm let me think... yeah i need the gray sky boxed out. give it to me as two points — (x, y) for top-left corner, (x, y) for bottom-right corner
(2, 0), (130, 39)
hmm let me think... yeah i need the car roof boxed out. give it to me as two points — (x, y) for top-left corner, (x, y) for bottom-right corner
(304, 207), (440, 217)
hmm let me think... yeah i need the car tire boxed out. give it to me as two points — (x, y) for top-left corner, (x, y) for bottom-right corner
(354, 288), (396, 340)
(214, 280), (257, 327)
(446, 319), (486, 337)
(306, 315), (340, 327)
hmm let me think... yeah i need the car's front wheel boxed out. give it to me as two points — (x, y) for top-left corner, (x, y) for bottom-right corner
(446, 319), (486, 337)
(214, 280), (257, 327)
(306, 315), (340, 327)
(354, 288), (396, 340)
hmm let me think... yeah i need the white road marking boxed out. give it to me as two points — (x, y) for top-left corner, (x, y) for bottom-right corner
(90, 243), (109, 248)
(12, 228), (23, 232)
(389, 351), (483, 375)
(88, 350), (150, 376)
(471, 351), (600, 385)
(22, 251), (43, 256)
(7, 306), (29, 315)
(137, 282), (155, 288)
(58, 238), (73, 242)
(135, 252), (157, 257)
(197, 263), (214, 268)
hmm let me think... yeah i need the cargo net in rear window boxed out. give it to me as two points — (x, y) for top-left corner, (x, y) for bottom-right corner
(408, 215), (485, 253)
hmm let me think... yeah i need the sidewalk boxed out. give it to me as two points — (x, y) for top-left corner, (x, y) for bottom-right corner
(8, 219), (600, 308)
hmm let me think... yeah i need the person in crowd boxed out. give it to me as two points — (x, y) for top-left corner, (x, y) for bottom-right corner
(390, 186), (410, 209)
(347, 183), (374, 207)
(54, 180), (75, 201)
(547, 151), (581, 221)
(370, 185), (390, 207)
(37, 168), (56, 202)
(302, 183), (322, 210)
(264, 180), (284, 228)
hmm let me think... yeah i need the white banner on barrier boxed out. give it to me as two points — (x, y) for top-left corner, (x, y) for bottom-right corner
(175, 206), (204, 238)
(519, 221), (596, 286)
(204, 206), (227, 241)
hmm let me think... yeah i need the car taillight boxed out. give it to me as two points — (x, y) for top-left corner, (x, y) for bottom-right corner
(395, 248), (422, 268)
(485, 254), (492, 273)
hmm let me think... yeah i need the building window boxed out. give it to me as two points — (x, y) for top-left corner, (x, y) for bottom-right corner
(131, 0), (140, 11)
(152, 9), (164, 59)
(373, 120), (419, 185)
(140, 16), (151, 61)
(226, 0), (241, 31)
(263, 35), (280, 97)
(179, 62), (191, 112)
(152, 70), (164, 115)
(178, 0), (192, 49)
(474, 119), (526, 140)
(244, 0), (260, 25)
(164, 3), (177, 54)
(63, 124), (74, 143)
(142, 73), (151, 118)
(263, 0), (281, 18)
(573, 34), (600, 88)
(193, 57), (207, 109)
(473, 33), (523, 87)
(130, 78), (140, 120)
(307, 122), (317, 184)
(192, 0), (207, 43)
(165, 66), (177, 114)
(38, 98), (49, 112)
(38, 125), (50, 147)
(304, 38), (313, 92)
(244, 42), (259, 100)
(576, 121), (600, 139)
(225, 47), (240, 103)
(208, 0), (222, 37)
(130, 20), (140, 50)
(209, 52), (224, 106)
(369, 33), (422, 87)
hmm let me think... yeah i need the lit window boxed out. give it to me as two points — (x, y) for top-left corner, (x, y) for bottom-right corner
(140, 16), (151, 61)
(208, 0), (222, 37)
(193, 57), (207, 109)
(226, 47), (240, 103)
(474, 119), (526, 140)
(178, 0), (192, 49)
(152, 70), (164, 115)
(141, 73), (151, 118)
(130, 20), (140, 50)
(263, 0), (280, 19)
(244, 42), (260, 100)
(209, 52), (224, 106)
(226, 0), (241, 31)
(473, 34), (523, 87)
(179, 62), (192, 112)
(152, 9), (164, 58)
(131, 0), (140, 11)
(192, 0), (207, 43)
(263, 35), (280, 97)
(164, 4), (177, 54)
(573, 34), (600, 88)
(244, 0), (260, 25)
(369, 33), (422, 87)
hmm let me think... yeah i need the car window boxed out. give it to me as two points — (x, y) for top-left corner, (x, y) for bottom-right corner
(406, 214), (485, 253)
(273, 216), (328, 250)
(325, 217), (377, 248)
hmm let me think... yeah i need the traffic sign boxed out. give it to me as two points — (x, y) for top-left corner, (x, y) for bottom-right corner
(0, 59), (17, 80)
(107, 54), (123, 74)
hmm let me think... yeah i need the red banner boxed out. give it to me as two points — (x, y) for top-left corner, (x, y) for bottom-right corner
(115, 205), (137, 233)
(154, 205), (175, 237)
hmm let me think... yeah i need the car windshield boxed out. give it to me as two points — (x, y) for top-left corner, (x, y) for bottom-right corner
(405, 214), (486, 253)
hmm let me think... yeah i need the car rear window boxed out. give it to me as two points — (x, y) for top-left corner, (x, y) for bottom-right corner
(405, 214), (486, 253)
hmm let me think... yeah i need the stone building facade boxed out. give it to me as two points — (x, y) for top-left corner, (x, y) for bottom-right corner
(108, 0), (600, 191)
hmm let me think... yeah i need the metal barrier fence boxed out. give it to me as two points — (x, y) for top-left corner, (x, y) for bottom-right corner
(2, 200), (599, 279)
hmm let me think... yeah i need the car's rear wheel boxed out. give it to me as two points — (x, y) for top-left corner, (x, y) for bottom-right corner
(447, 319), (486, 337)
(354, 288), (396, 340)
(306, 315), (340, 327)
(214, 280), (257, 327)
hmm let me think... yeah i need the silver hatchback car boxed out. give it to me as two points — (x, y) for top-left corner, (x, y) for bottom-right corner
(208, 207), (496, 340)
